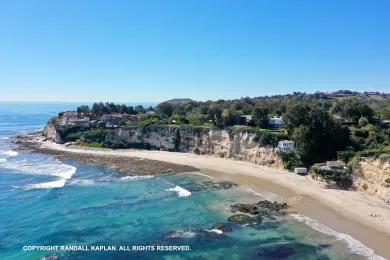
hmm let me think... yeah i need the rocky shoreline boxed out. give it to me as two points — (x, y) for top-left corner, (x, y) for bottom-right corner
(13, 133), (198, 176)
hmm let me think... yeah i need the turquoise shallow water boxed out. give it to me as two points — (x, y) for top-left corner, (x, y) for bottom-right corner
(0, 103), (376, 260)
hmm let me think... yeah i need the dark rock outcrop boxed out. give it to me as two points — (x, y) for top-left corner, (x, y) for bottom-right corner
(227, 214), (260, 225)
(231, 200), (289, 216)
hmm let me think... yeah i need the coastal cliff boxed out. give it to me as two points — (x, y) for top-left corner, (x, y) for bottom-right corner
(42, 120), (63, 143)
(353, 156), (390, 203)
(42, 123), (284, 169)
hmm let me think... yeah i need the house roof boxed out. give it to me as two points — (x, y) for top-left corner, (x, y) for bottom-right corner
(278, 140), (294, 144)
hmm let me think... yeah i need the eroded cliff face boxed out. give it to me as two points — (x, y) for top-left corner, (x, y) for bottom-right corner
(112, 127), (283, 168)
(45, 124), (283, 169)
(353, 157), (390, 203)
(42, 120), (63, 143)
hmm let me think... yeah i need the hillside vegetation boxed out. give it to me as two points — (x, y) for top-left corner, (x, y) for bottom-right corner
(49, 90), (390, 189)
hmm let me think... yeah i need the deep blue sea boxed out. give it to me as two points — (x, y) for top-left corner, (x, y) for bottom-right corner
(0, 103), (381, 260)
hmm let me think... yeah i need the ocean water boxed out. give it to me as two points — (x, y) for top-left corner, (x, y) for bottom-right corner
(0, 103), (381, 260)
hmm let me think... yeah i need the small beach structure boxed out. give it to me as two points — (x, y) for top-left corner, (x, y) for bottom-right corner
(294, 167), (307, 175)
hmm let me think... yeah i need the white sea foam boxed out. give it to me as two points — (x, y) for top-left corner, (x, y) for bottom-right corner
(168, 230), (196, 238)
(119, 175), (154, 181)
(0, 155), (77, 190)
(0, 158), (6, 163)
(166, 185), (191, 197)
(69, 179), (96, 186)
(206, 228), (223, 234)
(1, 158), (76, 180)
(247, 187), (281, 201)
(0, 150), (18, 157)
(190, 172), (215, 179)
(290, 214), (386, 260)
(25, 179), (67, 190)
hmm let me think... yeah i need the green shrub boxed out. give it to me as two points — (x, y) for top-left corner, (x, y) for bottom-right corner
(255, 129), (287, 146)
(312, 164), (352, 189)
(104, 140), (127, 149)
(337, 150), (356, 163)
(88, 142), (104, 148)
(83, 128), (111, 143)
(277, 151), (303, 170)
(57, 124), (90, 142)
(229, 125), (255, 134)
(357, 149), (383, 158)
(358, 117), (369, 127)
(378, 153), (390, 161)
(347, 156), (360, 171)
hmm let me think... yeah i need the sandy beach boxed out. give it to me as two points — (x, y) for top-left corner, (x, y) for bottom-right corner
(18, 135), (390, 259)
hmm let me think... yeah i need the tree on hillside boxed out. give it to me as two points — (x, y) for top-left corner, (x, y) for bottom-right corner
(157, 102), (174, 117)
(91, 102), (106, 115)
(284, 104), (351, 166)
(77, 105), (90, 114)
(221, 109), (234, 126)
(252, 105), (269, 128)
(208, 105), (223, 125)
(282, 103), (312, 131)
(331, 97), (374, 122)
(134, 105), (145, 113)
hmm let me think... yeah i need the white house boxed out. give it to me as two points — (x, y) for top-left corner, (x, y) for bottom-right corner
(241, 115), (253, 125)
(268, 116), (283, 128)
(277, 140), (294, 152)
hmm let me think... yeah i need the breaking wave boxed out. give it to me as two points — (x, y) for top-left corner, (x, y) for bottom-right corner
(119, 175), (154, 181)
(67, 175), (153, 187)
(68, 179), (96, 186)
(25, 179), (67, 190)
(1, 158), (76, 180)
(0, 155), (76, 190)
(290, 214), (386, 260)
(0, 150), (18, 157)
(205, 228), (223, 234)
(190, 172), (215, 179)
(166, 185), (191, 197)
(167, 230), (196, 238)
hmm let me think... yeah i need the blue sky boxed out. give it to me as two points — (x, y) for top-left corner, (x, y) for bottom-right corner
(0, 0), (389, 102)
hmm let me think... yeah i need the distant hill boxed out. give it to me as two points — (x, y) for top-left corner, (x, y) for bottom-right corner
(161, 98), (196, 105)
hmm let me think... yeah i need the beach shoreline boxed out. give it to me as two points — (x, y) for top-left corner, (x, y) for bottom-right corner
(14, 134), (390, 259)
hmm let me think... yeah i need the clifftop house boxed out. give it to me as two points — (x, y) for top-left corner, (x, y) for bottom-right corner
(101, 114), (123, 127)
(60, 111), (91, 125)
(241, 115), (253, 125)
(60, 111), (78, 125)
(277, 140), (294, 152)
(268, 116), (283, 128)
